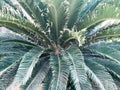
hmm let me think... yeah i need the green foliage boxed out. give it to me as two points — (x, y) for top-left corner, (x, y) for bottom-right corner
(50, 54), (69, 90)
(67, 47), (92, 90)
(85, 59), (117, 90)
(0, 0), (120, 90)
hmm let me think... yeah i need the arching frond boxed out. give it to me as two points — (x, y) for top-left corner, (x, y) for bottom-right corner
(67, 47), (92, 90)
(0, 35), (30, 90)
(47, 0), (68, 43)
(77, 0), (120, 30)
(42, 70), (52, 90)
(90, 57), (120, 79)
(26, 57), (50, 90)
(7, 47), (44, 90)
(67, 0), (84, 29)
(17, 0), (48, 29)
(85, 19), (120, 43)
(50, 54), (69, 90)
(2, 39), (37, 47)
(0, 61), (20, 90)
(79, 0), (102, 20)
(0, 36), (29, 72)
(86, 42), (120, 64)
(85, 60), (118, 90)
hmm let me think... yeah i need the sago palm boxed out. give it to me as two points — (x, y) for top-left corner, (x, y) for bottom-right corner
(0, 0), (120, 90)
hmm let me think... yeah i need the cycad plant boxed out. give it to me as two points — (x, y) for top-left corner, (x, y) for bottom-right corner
(0, 0), (120, 90)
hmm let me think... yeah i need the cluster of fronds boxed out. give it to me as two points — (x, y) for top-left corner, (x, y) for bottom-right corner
(0, 0), (120, 90)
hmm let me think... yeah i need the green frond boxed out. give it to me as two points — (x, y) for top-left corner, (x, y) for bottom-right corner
(0, 37), (29, 72)
(48, 1), (68, 43)
(85, 65), (105, 90)
(43, 70), (52, 90)
(107, 69), (120, 90)
(59, 29), (74, 48)
(86, 42), (120, 72)
(79, 0), (102, 20)
(67, 47), (92, 90)
(66, 77), (76, 90)
(0, 35), (30, 90)
(0, 60), (20, 90)
(57, 1), (69, 32)
(2, 0), (34, 23)
(26, 57), (50, 90)
(88, 57), (120, 79)
(107, 68), (120, 81)
(85, 19), (120, 43)
(0, 60), (20, 77)
(83, 41), (120, 78)
(75, 0), (102, 30)
(17, 0), (48, 29)
(85, 59), (118, 90)
(77, 0), (120, 30)
(86, 42), (120, 64)
(0, 18), (35, 36)
(7, 47), (44, 89)
(67, 0), (84, 29)
(0, 18), (41, 36)
(89, 25), (120, 43)
(0, 1), (30, 24)
(50, 54), (69, 90)
(48, 4), (59, 42)
(0, 18), (53, 47)
(105, 42), (120, 51)
(2, 39), (37, 47)
(86, 19), (120, 37)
